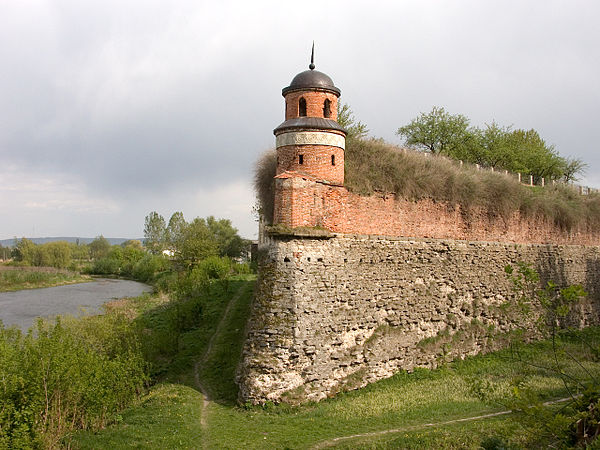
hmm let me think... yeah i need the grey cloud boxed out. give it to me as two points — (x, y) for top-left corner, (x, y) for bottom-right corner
(2, 0), (600, 239)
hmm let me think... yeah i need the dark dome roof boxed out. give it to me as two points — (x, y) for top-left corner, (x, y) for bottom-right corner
(273, 117), (346, 135)
(282, 69), (341, 96)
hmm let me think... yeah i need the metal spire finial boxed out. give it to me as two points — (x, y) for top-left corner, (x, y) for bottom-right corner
(309, 41), (315, 70)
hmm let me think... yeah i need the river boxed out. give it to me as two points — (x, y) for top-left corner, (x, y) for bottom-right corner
(0, 278), (152, 331)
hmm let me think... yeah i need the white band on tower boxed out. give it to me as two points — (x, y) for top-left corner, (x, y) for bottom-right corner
(276, 131), (345, 150)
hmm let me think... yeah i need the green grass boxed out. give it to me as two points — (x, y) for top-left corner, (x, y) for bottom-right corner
(72, 383), (204, 449)
(0, 265), (91, 292)
(71, 277), (600, 449)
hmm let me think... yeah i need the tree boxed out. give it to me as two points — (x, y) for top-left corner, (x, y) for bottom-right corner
(337, 103), (368, 140)
(474, 122), (514, 168)
(144, 211), (166, 254)
(396, 108), (588, 184)
(504, 129), (565, 182)
(561, 157), (587, 183)
(496, 263), (594, 447)
(206, 216), (246, 258)
(42, 241), (72, 269)
(70, 241), (90, 262)
(12, 238), (36, 264)
(175, 218), (219, 268)
(89, 236), (111, 260)
(396, 106), (473, 156)
(165, 212), (186, 251)
(0, 244), (9, 261)
(121, 239), (143, 250)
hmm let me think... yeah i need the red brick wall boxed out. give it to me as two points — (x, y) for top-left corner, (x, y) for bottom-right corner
(284, 91), (339, 120)
(273, 177), (600, 246)
(276, 143), (345, 185)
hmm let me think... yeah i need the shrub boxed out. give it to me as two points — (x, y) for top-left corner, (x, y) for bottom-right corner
(197, 256), (231, 280)
(91, 257), (122, 275)
(132, 254), (169, 282)
(232, 262), (252, 275)
(0, 314), (147, 448)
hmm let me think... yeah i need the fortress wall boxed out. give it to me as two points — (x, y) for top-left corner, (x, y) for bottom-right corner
(274, 178), (600, 246)
(237, 234), (600, 404)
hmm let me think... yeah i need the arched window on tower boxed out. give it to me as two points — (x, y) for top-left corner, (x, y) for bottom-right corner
(323, 99), (331, 118)
(299, 98), (307, 117)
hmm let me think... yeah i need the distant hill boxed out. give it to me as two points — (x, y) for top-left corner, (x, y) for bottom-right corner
(0, 237), (143, 247)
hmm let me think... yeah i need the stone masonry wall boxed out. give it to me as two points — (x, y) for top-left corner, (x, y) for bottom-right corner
(237, 234), (600, 404)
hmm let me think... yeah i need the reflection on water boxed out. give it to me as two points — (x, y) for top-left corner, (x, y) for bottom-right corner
(0, 278), (152, 331)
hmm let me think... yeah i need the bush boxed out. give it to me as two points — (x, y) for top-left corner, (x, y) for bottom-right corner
(197, 256), (231, 280)
(91, 257), (122, 275)
(232, 262), (252, 275)
(132, 254), (169, 283)
(89, 252), (168, 283)
(0, 314), (147, 448)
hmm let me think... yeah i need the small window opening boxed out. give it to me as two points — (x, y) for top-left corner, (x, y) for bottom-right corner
(299, 97), (307, 117)
(323, 99), (331, 118)
(331, 155), (335, 165)
(299, 154), (304, 165)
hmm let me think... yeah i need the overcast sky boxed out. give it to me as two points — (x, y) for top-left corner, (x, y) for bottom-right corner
(1, 0), (599, 240)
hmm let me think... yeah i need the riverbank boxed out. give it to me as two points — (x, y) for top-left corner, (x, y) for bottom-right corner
(0, 278), (153, 331)
(0, 265), (92, 292)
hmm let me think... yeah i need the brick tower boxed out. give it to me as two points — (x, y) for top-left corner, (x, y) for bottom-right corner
(272, 47), (346, 228)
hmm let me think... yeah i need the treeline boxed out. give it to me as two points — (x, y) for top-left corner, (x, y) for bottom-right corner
(88, 212), (251, 285)
(143, 212), (248, 264)
(5, 236), (142, 270)
(396, 106), (586, 184)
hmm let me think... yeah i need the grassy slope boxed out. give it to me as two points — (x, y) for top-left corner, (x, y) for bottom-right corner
(72, 278), (600, 449)
(0, 266), (91, 292)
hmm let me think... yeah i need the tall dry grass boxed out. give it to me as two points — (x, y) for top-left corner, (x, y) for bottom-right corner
(254, 148), (277, 225)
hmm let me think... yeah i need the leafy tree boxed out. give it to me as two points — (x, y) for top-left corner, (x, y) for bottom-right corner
(144, 211), (166, 254)
(504, 129), (565, 182)
(89, 236), (111, 260)
(0, 244), (8, 261)
(206, 216), (246, 258)
(561, 157), (588, 183)
(396, 107), (588, 184)
(175, 218), (219, 268)
(474, 122), (513, 168)
(396, 106), (472, 155)
(165, 212), (186, 251)
(337, 103), (368, 140)
(12, 238), (36, 264)
(121, 239), (143, 250)
(42, 241), (72, 269)
(69, 242), (90, 262)
(499, 263), (594, 447)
